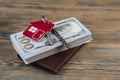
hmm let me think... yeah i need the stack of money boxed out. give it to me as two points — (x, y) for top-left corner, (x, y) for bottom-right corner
(10, 17), (92, 64)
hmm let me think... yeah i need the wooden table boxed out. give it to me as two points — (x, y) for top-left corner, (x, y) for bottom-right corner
(0, 0), (120, 80)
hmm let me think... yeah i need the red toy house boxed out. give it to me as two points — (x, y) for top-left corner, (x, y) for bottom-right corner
(23, 20), (54, 41)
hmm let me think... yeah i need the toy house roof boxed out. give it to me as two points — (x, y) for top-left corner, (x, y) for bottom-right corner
(30, 21), (54, 32)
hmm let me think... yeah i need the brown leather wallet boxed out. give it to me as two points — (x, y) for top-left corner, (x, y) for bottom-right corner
(17, 45), (84, 74)
(31, 45), (84, 74)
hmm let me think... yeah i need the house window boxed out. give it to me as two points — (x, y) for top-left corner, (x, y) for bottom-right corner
(28, 26), (38, 33)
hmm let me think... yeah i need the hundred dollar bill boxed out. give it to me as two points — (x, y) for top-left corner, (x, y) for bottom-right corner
(10, 17), (92, 64)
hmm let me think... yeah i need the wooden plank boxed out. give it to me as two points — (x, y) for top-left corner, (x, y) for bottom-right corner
(0, 0), (120, 80)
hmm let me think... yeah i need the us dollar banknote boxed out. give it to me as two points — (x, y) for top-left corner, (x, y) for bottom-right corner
(10, 17), (92, 64)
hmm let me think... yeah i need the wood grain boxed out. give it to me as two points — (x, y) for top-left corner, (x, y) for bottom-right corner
(0, 0), (120, 80)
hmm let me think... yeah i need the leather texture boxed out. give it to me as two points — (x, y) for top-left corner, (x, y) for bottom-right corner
(32, 45), (84, 74)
